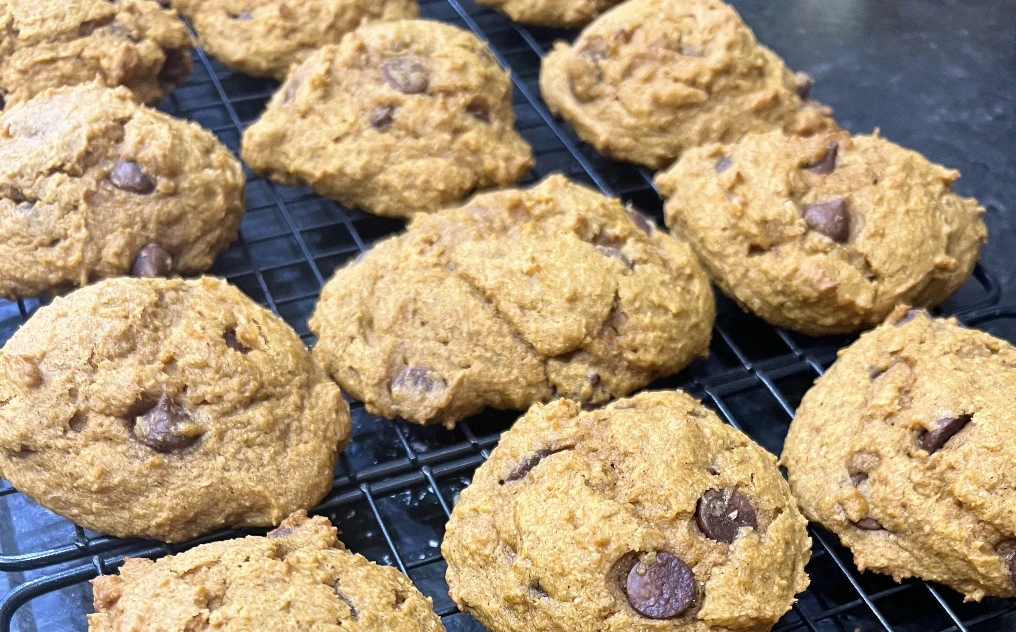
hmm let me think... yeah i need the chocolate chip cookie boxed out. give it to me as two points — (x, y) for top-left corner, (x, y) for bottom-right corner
(241, 19), (534, 218)
(309, 175), (715, 428)
(173, 0), (418, 80)
(443, 391), (811, 631)
(539, 0), (834, 169)
(0, 83), (245, 300)
(89, 510), (446, 631)
(0, 0), (192, 109)
(656, 129), (987, 335)
(476, 0), (624, 28)
(0, 277), (351, 543)
(782, 308), (1016, 601)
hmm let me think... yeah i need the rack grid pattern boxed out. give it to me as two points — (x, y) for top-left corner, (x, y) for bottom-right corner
(1, 1), (1015, 631)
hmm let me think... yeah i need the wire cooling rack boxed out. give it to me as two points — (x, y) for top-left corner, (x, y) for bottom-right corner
(2, 0), (1015, 630)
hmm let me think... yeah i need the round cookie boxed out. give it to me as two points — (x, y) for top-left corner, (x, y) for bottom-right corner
(89, 510), (446, 631)
(309, 175), (715, 428)
(0, 277), (351, 543)
(539, 0), (834, 169)
(0, 83), (246, 300)
(655, 129), (987, 335)
(442, 391), (812, 631)
(242, 19), (533, 219)
(0, 0), (192, 109)
(476, 0), (624, 28)
(782, 308), (1016, 601)
(172, 0), (419, 80)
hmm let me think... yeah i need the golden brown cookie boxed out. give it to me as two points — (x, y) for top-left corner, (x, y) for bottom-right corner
(89, 511), (446, 631)
(476, 0), (624, 28)
(0, 83), (246, 300)
(309, 175), (714, 428)
(172, 0), (418, 80)
(443, 391), (811, 631)
(242, 19), (533, 218)
(539, 0), (834, 169)
(0, 0), (192, 108)
(655, 129), (987, 335)
(0, 277), (351, 543)
(782, 308), (1016, 601)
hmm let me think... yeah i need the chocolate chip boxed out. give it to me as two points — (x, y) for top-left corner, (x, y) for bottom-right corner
(918, 415), (971, 453)
(854, 518), (884, 531)
(370, 105), (395, 129)
(529, 580), (548, 598)
(0, 92), (5, 110)
(223, 328), (250, 353)
(794, 71), (814, 100)
(868, 366), (885, 379)
(158, 48), (192, 86)
(465, 96), (490, 123)
(848, 452), (877, 485)
(392, 365), (444, 396)
(131, 243), (173, 278)
(382, 57), (429, 94)
(626, 207), (654, 236)
(895, 308), (925, 327)
(996, 541), (1016, 586)
(110, 159), (156, 194)
(268, 526), (294, 538)
(715, 156), (732, 172)
(850, 472), (868, 485)
(501, 448), (557, 484)
(334, 587), (359, 620)
(132, 394), (202, 453)
(623, 552), (696, 619)
(806, 141), (839, 175)
(580, 38), (607, 63)
(803, 198), (850, 243)
(614, 28), (633, 44)
(695, 489), (758, 544)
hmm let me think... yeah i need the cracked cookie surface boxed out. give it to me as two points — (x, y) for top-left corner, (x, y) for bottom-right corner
(782, 308), (1016, 601)
(656, 129), (987, 335)
(442, 391), (811, 632)
(0, 83), (245, 300)
(242, 19), (533, 218)
(0, 277), (351, 543)
(0, 0), (192, 108)
(89, 510), (446, 631)
(172, 0), (418, 80)
(539, 0), (834, 169)
(308, 175), (714, 428)
(476, 0), (624, 28)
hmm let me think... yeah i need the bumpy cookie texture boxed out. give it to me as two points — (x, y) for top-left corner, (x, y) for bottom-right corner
(0, 277), (351, 543)
(173, 0), (417, 80)
(0, 0), (192, 108)
(539, 0), (834, 169)
(656, 130), (987, 335)
(309, 175), (714, 428)
(242, 19), (533, 218)
(782, 308), (1016, 601)
(88, 511), (446, 631)
(0, 83), (245, 299)
(476, 0), (624, 28)
(443, 391), (811, 632)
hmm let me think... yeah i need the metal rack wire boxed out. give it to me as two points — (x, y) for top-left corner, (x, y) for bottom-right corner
(1, 0), (1014, 630)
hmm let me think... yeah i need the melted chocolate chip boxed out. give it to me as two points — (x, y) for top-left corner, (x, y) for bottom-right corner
(335, 587), (359, 620)
(715, 156), (732, 172)
(918, 415), (971, 453)
(371, 105), (395, 129)
(382, 57), (429, 94)
(626, 207), (654, 236)
(854, 518), (884, 531)
(223, 328), (250, 353)
(110, 159), (156, 194)
(807, 141), (839, 175)
(803, 198), (850, 243)
(794, 71), (814, 100)
(132, 394), (202, 453)
(392, 365), (445, 397)
(158, 48), (192, 86)
(895, 308), (925, 327)
(465, 96), (491, 123)
(695, 489), (758, 544)
(501, 448), (557, 484)
(623, 552), (696, 619)
(131, 243), (172, 278)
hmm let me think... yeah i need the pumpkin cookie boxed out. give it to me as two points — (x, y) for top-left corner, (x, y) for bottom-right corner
(309, 175), (714, 428)
(539, 0), (834, 169)
(782, 308), (1016, 600)
(0, 0), (191, 108)
(476, 0), (624, 28)
(242, 19), (533, 218)
(443, 391), (811, 632)
(89, 511), (446, 631)
(656, 129), (986, 334)
(0, 277), (351, 542)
